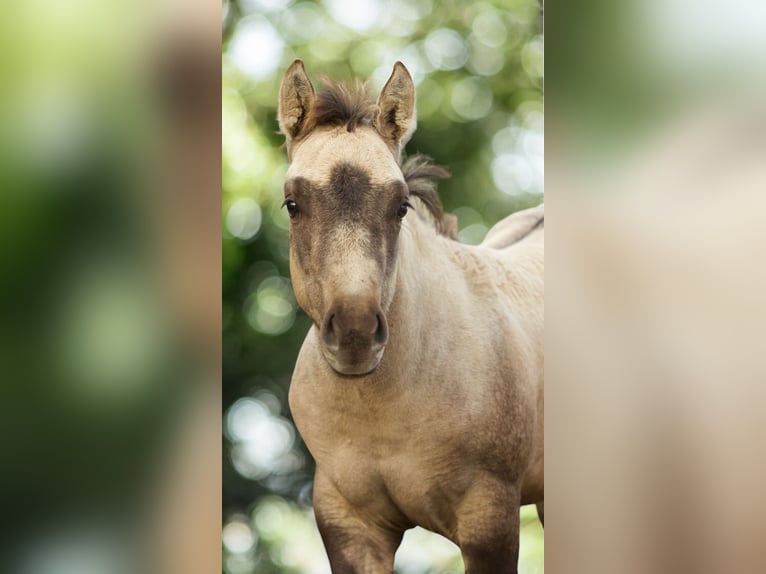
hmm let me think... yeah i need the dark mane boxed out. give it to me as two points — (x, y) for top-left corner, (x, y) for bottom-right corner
(314, 80), (377, 131)
(401, 155), (455, 238)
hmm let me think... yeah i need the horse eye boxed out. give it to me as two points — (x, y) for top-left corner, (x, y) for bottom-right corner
(397, 201), (412, 220)
(282, 199), (299, 218)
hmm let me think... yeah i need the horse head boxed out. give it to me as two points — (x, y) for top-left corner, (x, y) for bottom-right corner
(278, 60), (416, 375)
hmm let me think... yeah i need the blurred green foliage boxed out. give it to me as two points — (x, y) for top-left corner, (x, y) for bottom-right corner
(222, 1), (544, 572)
(0, 2), (219, 572)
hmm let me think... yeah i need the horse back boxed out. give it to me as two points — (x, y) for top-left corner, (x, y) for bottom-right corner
(481, 204), (544, 250)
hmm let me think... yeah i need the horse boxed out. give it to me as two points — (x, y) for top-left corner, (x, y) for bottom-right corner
(278, 60), (544, 573)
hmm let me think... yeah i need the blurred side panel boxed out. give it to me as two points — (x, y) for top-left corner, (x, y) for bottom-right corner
(547, 1), (766, 572)
(0, 1), (221, 573)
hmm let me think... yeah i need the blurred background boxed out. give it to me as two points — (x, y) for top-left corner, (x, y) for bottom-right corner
(221, 0), (544, 572)
(546, 2), (766, 573)
(0, 1), (220, 573)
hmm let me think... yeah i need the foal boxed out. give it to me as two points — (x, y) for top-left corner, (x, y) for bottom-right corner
(278, 60), (544, 573)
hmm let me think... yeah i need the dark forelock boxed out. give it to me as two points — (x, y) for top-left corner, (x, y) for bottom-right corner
(313, 80), (377, 132)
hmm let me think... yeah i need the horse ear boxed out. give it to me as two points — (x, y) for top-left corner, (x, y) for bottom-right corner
(278, 59), (316, 145)
(375, 62), (416, 154)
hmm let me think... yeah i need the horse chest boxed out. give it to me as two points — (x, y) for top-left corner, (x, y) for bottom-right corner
(292, 374), (519, 529)
(295, 386), (444, 462)
(292, 351), (527, 471)
(317, 425), (472, 534)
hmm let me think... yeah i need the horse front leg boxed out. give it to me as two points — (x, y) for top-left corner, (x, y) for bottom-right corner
(313, 470), (403, 574)
(455, 478), (522, 574)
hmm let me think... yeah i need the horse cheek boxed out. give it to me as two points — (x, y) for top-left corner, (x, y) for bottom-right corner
(289, 245), (316, 319)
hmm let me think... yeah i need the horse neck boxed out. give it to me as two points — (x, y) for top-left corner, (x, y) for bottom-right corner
(386, 215), (461, 360)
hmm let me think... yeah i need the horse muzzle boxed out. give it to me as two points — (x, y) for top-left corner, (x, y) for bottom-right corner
(319, 298), (388, 376)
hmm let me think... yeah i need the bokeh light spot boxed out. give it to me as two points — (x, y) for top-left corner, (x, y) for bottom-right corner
(424, 28), (468, 71)
(492, 153), (534, 196)
(228, 396), (297, 480)
(472, 10), (507, 47)
(228, 16), (285, 80)
(278, 3), (324, 44)
(222, 519), (256, 554)
(254, 389), (282, 416)
(226, 198), (262, 241)
(244, 276), (296, 336)
(324, 0), (380, 31)
(451, 77), (493, 120)
(227, 398), (269, 442)
(469, 36), (505, 76)
(521, 36), (544, 80)
(492, 125), (521, 155)
(254, 498), (287, 537)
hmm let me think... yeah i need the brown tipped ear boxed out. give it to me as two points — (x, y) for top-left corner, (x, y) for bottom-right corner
(278, 60), (316, 145)
(374, 62), (416, 155)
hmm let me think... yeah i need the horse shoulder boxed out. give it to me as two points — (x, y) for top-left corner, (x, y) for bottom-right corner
(288, 329), (330, 440)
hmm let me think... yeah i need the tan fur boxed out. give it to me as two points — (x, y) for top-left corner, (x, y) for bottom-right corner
(286, 125), (402, 187)
(279, 61), (544, 573)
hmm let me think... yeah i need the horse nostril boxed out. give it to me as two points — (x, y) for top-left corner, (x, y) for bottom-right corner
(321, 313), (340, 350)
(321, 303), (387, 355)
(373, 313), (388, 346)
